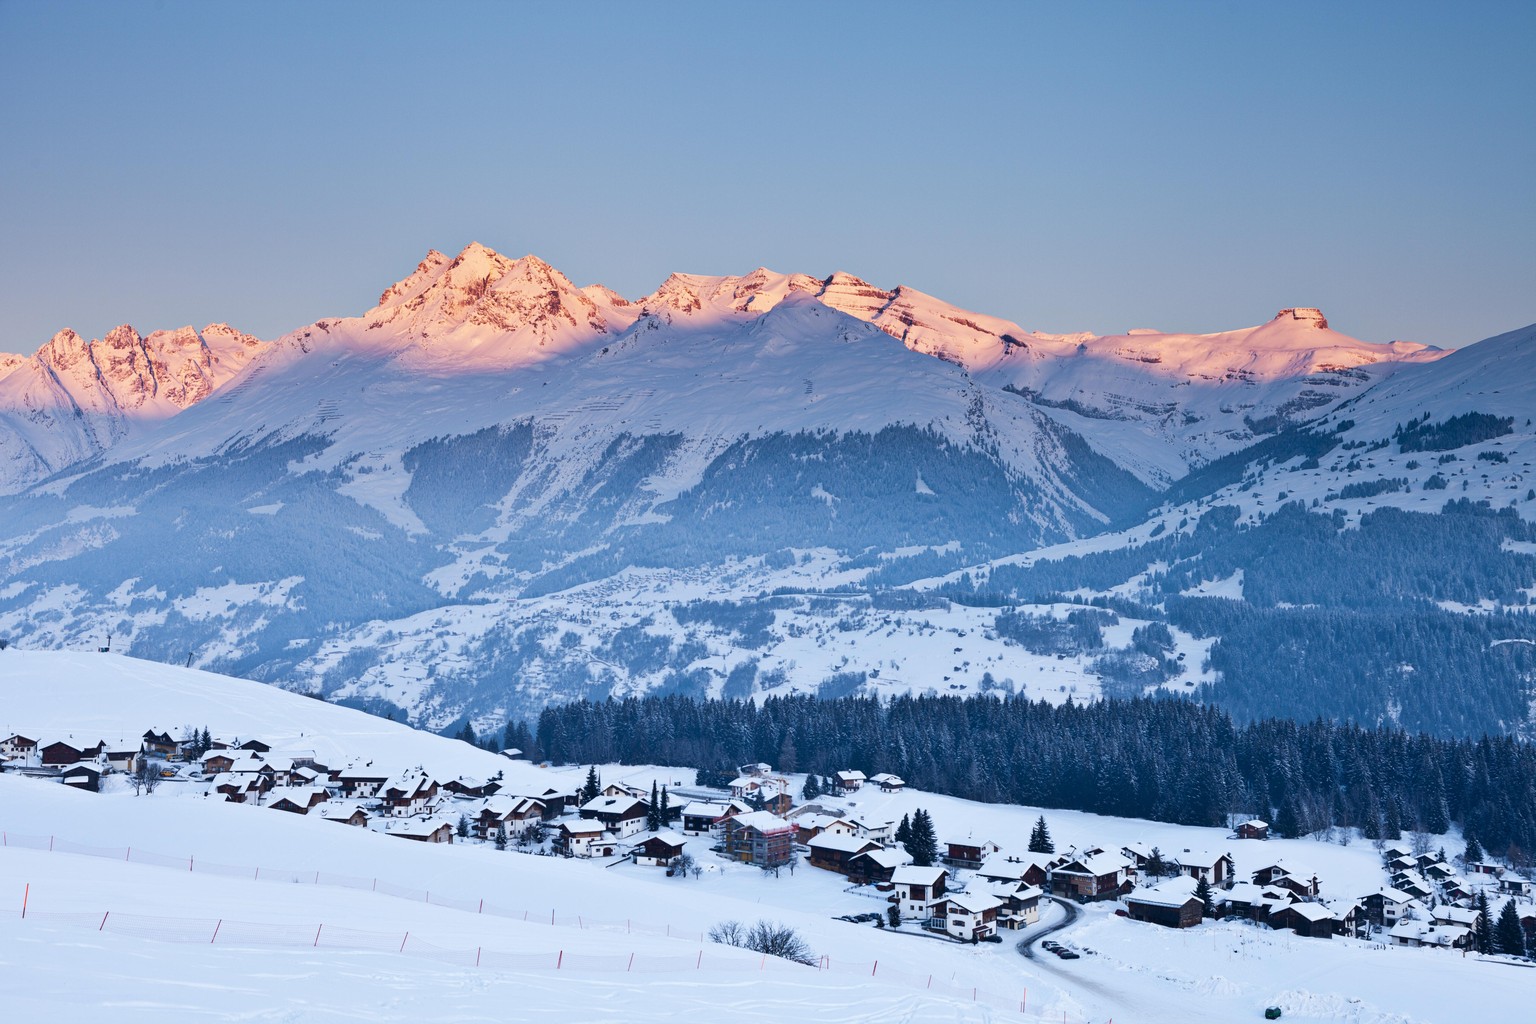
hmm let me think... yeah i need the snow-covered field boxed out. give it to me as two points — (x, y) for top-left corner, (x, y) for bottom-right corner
(1, 650), (1529, 1023)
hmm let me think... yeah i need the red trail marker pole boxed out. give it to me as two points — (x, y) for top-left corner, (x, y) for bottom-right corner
(21, 883), (28, 919)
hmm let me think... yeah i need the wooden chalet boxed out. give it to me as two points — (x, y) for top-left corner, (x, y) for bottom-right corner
(39, 741), (83, 767)
(317, 803), (370, 827)
(1049, 852), (1132, 901)
(869, 773), (905, 792)
(266, 786), (330, 814)
(632, 831), (687, 867)
(793, 813), (858, 845)
(680, 799), (733, 836)
(580, 795), (649, 838)
(1499, 872), (1533, 896)
(60, 763), (102, 793)
(1126, 877), (1204, 929)
(978, 853), (1052, 890)
(721, 810), (795, 867)
(141, 730), (177, 756)
(834, 769), (866, 792)
(807, 832), (881, 876)
(202, 751), (241, 775)
(474, 796), (547, 840)
(1359, 887), (1422, 928)
(1251, 860), (1320, 897)
(238, 739), (272, 753)
(444, 775), (502, 799)
(943, 838), (1001, 870)
(1269, 902), (1337, 939)
(382, 819), (454, 844)
(847, 847), (905, 885)
(380, 769), (440, 816)
(1235, 819), (1270, 840)
(988, 881), (1043, 929)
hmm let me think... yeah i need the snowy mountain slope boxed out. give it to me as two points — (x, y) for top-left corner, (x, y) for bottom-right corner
(0, 243), (1519, 734)
(0, 322), (265, 491)
(2, 651), (1525, 1024)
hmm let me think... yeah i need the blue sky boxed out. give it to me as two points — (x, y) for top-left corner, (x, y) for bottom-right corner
(1, 1), (1531, 351)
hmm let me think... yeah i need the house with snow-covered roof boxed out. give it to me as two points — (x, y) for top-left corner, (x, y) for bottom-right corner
(680, 799), (734, 835)
(988, 881), (1043, 929)
(942, 838), (1001, 870)
(554, 819), (618, 859)
(1389, 919), (1472, 949)
(1269, 901), (1338, 939)
(1125, 875), (1204, 929)
(1049, 852), (1132, 900)
(265, 785), (329, 814)
(891, 865), (948, 919)
(869, 773), (905, 792)
(1235, 819), (1269, 840)
(317, 802), (370, 827)
(579, 794), (649, 838)
(1359, 887), (1423, 929)
(847, 847), (905, 885)
(60, 763), (103, 793)
(979, 853), (1053, 890)
(0, 734), (37, 762)
(474, 796), (547, 839)
(380, 768), (440, 816)
(378, 817), (454, 844)
(1251, 859), (1320, 897)
(834, 769), (866, 792)
(807, 832), (882, 876)
(1171, 848), (1235, 887)
(721, 810), (795, 867)
(930, 890), (1003, 942)
(632, 831), (688, 867)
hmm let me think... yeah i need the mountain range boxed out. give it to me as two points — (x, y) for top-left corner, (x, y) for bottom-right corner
(1, 243), (1530, 739)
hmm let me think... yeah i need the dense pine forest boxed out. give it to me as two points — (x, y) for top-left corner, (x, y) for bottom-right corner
(533, 693), (1536, 865)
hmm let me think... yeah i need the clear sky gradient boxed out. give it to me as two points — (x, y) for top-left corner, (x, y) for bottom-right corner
(2, 1), (1531, 352)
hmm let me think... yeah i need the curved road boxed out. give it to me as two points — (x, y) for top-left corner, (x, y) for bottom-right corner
(1017, 895), (1081, 960)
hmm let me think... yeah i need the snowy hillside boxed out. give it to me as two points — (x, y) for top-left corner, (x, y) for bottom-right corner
(2, 650), (1529, 1024)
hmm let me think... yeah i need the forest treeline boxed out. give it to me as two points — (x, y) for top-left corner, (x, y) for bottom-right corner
(533, 692), (1536, 865)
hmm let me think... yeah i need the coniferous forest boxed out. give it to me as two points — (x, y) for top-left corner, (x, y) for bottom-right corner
(535, 692), (1536, 865)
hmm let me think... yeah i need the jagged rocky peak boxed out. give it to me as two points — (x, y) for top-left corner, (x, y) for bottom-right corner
(1275, 307), (1328, 329)
(377, 249), (450, 308)
(38, 326), (95, 371)
(365, 242), (635, 349)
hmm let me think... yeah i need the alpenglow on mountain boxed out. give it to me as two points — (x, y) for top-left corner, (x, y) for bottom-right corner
(1, 243), (1532, 740)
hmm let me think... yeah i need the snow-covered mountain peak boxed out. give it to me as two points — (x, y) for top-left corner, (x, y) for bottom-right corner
(355, 243), (639, 366)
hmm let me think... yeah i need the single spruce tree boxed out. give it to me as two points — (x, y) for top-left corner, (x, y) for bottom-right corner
(1147, 846), (1166, 879)
(1195, 876), (1214, 918)
(660, 785), (671, 825)
(895, 813), (913, 849)
(801, 773), (821, 800)
(1464, 833), (1483, 864)
(908, 809), (939, 867)
(1494, 898), (1525, 955)
(1028, 815), (1055, 854)
(581, 766), (600, 805)
(1475, 890), (1494, 953)
(647, 781), (661, 831)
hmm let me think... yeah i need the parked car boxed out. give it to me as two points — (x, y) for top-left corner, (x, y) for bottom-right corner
(1056, 950), (1080, 960)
